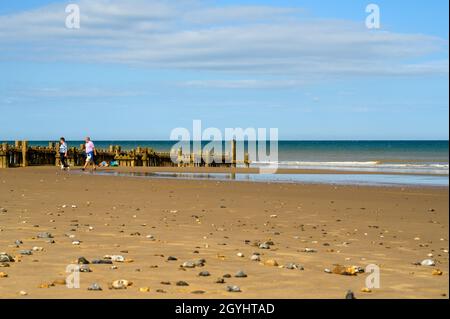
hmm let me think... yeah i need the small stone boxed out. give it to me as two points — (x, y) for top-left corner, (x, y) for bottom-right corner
(156, 289), (166, 293)
(421, 259), (436, 266)
(324, 268), (332, 274)
(250, 254), (260, 262)
(79, 265), (91, 273)
(19, 290), (28, 296)
(19, 250), (32, 255)
(88, 283), (102, 291)
(0, 272), (8, 278)
(223, 274), (231, 278)
(199, 271), (210, 277)
(37, 232), (53, 239)
(237, 252), (244, 257)
(215, 278), (225, 284)
(92, 259), (113, 264)
(161, 281), (171, 285)
(182, 261), (195, 268)
(72, 240), (81, 245)
(0, 253), (14, 262)
(52, 279), (66, 285)
(78, 257), (90, 264)
(0, 263), (10, 268)
(432, 269), (443, 276)
(285, 263), (304, 270)
(192, 290), (205, 294)
(346, 290), (356, 299)
(139, 287), (150, 293)
(111, 279), (132, 289)
(15, 240), (23, 245)
(361, 288), (372, 293)
(167, 256), (178, 261)
(264, 259), (279, 267)
(226, 285), (241, 292)
(194, 259), (206, 267)
(259, 243), (270, 249)
(235, 270), (247, 278)
(105, 255), (124, 262)
(176, 281), (189, 286)
(302, 248), (317, 253)
(32, 247), (44, 252)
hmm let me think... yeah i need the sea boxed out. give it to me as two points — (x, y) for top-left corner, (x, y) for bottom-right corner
(20, 140), (448, 175)
(6, 140), (447, 186)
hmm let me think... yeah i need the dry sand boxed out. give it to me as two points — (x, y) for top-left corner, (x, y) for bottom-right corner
(0, 167), (448, 299)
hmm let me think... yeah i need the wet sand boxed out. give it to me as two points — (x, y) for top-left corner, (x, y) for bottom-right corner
(0, 167), (448, 299)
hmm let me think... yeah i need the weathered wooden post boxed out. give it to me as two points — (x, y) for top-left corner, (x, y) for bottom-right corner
(22, 140), (28, 167)
(142, 150), (149, 167)
(244, 152), (250, 168)
(231, 139), (237, 168)
(177, 147), (183, 167)
(0, 143), (9, 168)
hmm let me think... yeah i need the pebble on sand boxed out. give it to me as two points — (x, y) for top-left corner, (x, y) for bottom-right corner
(111, 279), (132, 289)
(176, 281), (189, 286)
(250, 254), (261, 262)
(139, 287), (150, 293)
(421, 259), (436, 266)
(264, 259), (279, 267)
(432, 269), (443, 276)
(88, 283), (102, 291)
(345, 290), (356, 299)
(0, 253), (14, 262)
(235, 270), (247, 278)
(226, 285), (241, 293)
(37, 232), (53, 239)
(285, 263), (304, 270)
(79, 265), (91, 273)
(78, 257), (90, 264)
(199, 271), (210, 277)
(0, 272), (8, 278)
(19, 290), (28, 296)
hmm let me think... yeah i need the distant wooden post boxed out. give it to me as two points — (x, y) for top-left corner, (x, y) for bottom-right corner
(0, 143), (9, 168)
(244, 152), (250, 168)
(22, 140), (28, 167)
(231, 139), (237, 168)
(177, 147), (183, 167)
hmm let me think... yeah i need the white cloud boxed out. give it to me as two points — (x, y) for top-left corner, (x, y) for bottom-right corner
(181, 79), (306, 89)
(0, 0), (447, 77)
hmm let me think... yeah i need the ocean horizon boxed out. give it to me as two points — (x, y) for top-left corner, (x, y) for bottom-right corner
(5, 140), (448, 175)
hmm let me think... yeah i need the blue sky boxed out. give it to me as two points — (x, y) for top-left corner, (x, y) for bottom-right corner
(0, 0), (448, 140)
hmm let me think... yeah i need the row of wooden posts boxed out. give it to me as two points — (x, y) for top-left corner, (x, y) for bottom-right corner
(0, 140), (249, 169)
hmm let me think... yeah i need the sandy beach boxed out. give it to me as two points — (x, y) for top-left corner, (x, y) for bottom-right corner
(0, 166), (448, 299)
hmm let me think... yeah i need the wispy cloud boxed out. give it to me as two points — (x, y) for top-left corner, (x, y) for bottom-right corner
(0, 0), (448, 77)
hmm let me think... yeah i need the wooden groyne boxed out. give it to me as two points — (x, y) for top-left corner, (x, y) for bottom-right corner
(0, 140), (249, 169)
